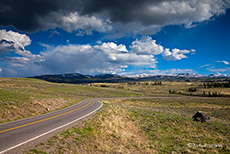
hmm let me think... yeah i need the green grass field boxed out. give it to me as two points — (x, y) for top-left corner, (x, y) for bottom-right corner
(28, 98), (230, 154)
(1, 78), (229, 153)
(0, 78), (137, 123)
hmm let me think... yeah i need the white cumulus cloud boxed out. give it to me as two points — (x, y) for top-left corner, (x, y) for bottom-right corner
(39, 42), (157, 75)
(130, 36), (163, 55)
(0, 36), (195, 77)
(0, 29), (31, 56)
(0, 30), (44, 65)
(163, 48), (196, 61)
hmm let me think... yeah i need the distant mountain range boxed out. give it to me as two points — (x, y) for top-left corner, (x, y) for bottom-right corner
(127, 73), (229, 79)
(31, 73), (133, 84)
(30, 73), (230, 84)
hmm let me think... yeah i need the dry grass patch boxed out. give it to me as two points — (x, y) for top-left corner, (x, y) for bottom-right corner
(31, 97), (70, 112)
(28, 103), (156, 154)
(0, 96), (75, 123)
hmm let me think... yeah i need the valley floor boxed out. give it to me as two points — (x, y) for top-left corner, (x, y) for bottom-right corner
(0, 78), (229, 153)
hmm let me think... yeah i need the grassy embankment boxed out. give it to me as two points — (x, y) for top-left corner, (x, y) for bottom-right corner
(29, 98), (230, 153)
(0, 78), (137, 123)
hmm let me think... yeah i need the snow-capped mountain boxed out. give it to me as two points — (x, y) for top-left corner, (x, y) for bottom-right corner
(31, 72), (229, 84)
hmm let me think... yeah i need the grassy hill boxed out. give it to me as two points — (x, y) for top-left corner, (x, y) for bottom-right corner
(0, 78), (138, 123)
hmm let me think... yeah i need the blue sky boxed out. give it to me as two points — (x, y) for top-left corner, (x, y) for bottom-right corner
(0, 0), (230, 77)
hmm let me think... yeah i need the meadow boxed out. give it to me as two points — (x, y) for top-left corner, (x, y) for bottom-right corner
(0, 78), (136, 123)
(0, 78), (229, 153)
(29, 98), (230, 154)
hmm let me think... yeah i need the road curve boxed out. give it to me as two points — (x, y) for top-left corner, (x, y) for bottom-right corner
(0, 96), (179, 153)
(0, 98), (103, 154)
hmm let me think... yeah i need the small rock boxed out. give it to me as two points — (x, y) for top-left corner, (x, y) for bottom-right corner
(192, 111), (210, 122)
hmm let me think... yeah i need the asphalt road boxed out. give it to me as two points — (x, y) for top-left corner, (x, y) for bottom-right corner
(0, 98), (103, 154)
(0, 96), (177, 153)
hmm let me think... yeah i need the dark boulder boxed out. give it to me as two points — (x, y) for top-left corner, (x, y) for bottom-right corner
(193, 111), (210, 122)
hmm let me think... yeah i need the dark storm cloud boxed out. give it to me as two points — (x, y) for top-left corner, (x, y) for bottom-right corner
(0, 0), (169, 31)
(82, 0), (230, 25)
(0, 0), (81, 32)
(81, 0), (164, 25)
(0, 0), (230, 33)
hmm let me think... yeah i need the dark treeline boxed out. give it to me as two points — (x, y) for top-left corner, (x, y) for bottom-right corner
(200, 81), (230, 88)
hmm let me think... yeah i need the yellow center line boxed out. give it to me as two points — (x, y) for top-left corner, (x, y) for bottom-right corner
(0, 100), (93, 134)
